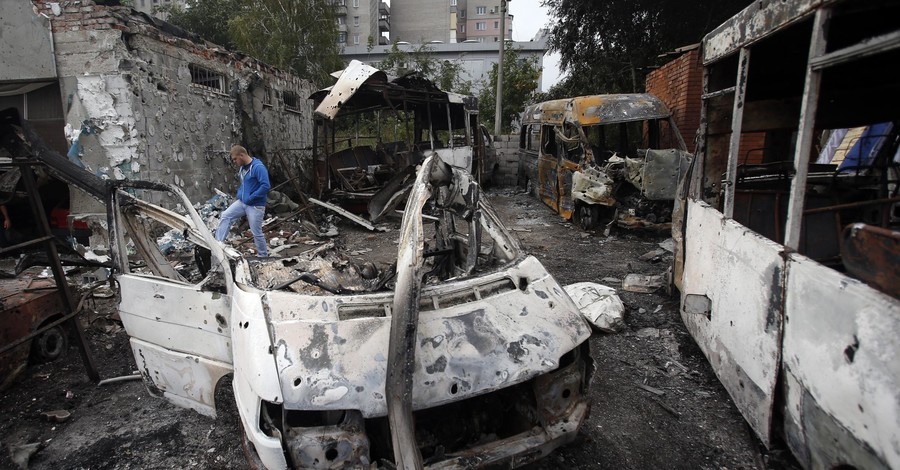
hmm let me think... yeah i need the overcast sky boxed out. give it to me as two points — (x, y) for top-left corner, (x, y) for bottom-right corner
(507, 0), (565, 91)
(382, 0), (565, 91)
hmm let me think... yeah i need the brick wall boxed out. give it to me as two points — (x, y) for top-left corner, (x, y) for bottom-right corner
(645, 48), (703, 153)
(647, 47), (767, 163)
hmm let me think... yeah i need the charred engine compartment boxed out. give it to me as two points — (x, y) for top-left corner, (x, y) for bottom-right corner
(257, 342), (592, 469)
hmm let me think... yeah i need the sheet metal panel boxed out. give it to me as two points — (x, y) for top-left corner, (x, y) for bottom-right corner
(702, 0), (828, 64)
(313, 60), (387, 120)
(129, 338), (232, 418)
(680, 200), (784, 445)
(782, 254), (900, 468)
(117, 274), (232, 364)
(267, 256), (591, 418)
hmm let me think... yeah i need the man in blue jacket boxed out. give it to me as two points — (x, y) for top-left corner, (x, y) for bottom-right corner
(215, 145), (271, 257)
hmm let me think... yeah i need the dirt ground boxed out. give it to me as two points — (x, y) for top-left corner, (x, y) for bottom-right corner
(0, 187), (802, 470)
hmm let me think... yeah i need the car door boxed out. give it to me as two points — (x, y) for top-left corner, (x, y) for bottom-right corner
(109, 182), (235, 418)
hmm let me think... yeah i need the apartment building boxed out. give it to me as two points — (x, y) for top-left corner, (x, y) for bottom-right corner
(389, 0), (511, 44)
(460, 0), (513, 43)
(335, 0), (391, 47)
(130, 0), (186, 20)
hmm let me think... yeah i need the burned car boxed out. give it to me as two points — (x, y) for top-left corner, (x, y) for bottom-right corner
(310, 60), (497, 216)
(517, 94), (691, 231)
(107, 155), (593, 468)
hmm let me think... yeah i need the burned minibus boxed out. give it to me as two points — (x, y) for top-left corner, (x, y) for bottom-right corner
(517, 94), (690, 230)
(673, 0), (900, 468)
(309, 60), (497, 217)
(105, 161), (593, 466)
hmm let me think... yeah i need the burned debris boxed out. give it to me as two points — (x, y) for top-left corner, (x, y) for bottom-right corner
(97, 147), (594, 468)
(309, 60), (498, 217)
(673, 0), (900, 468)
(518, 94), (691, 232)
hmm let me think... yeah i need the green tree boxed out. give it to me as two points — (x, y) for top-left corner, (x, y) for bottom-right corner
(478, 44), (541, 134)
(157, 0), (241, 49)
(543, 0), (752, 95)
(229, 0), (343, 85)
(376, 43), (473, 94)
(161, 0), (342, 84)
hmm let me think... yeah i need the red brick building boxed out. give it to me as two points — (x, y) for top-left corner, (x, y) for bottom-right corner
(646, 45), (766, 163)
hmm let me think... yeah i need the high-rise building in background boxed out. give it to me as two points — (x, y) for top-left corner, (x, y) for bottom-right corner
(334, 0), (391, 47)
(389, 0), (513, 44)
(459, 0), (513, 43)
(340, 1), (547, 96)
(131, 0), (186, 21)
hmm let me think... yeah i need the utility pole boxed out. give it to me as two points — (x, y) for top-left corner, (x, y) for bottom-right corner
(493, 0), (508, 137)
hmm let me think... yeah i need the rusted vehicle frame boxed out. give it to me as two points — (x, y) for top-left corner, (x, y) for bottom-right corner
(518, 94), (690, 230)
(0, 277), (67, 390)
(673, 0), (900, 468)
(309, 60), (496, 214)
(104, 161), (593, 469)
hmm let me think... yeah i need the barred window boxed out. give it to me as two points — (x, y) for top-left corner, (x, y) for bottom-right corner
(283, 91), (299, 112)
(189, 64), (226, 93)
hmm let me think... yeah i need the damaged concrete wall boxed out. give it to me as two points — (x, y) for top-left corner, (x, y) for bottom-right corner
(30, 0), (316, 214)
(493, 134), (520, 187)
(0, 0), (57, 81)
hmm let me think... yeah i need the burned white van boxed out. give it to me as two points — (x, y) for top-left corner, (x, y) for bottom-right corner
(106, 156), (593, 468)
(673, 0), (900, 468)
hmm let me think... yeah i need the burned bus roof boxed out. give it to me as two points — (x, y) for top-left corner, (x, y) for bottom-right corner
(310, 60), (476, 124)
(523, 94), (672, 127)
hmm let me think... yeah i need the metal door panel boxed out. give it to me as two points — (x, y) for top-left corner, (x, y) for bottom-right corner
(782, 254), (900, 469)
(680, 200), (784, 445)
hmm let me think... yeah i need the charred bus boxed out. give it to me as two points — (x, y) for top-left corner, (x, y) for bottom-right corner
(309, 60), (497, 218)
(673, 0), (900, 468)
(517, 94), (690, 231)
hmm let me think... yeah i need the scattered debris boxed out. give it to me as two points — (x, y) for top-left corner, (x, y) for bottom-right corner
(634, 381), (666, 396)
(309, 198), (385, 232)
(40, 410), (71, 423)
(564, 282), (626, 333)
(639, 248), (667, 262)
(98, 374), (142, 386)
(622, 273), (667, 293)
(636, 327), (661, 338)
(8, 442), (40, 469)
(658, 238), (675, 253)
(652, 397), (681, 418)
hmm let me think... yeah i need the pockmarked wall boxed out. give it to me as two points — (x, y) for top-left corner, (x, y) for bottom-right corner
(28, 0), (317, 213)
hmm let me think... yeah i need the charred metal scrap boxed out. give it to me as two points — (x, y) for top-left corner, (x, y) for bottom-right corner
(519, 94), (692, 231)
(102, 151), (593, 468)
(309, 60), (497, 218)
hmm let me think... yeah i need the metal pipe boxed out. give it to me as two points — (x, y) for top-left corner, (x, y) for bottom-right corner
(98, 374), (142, 386)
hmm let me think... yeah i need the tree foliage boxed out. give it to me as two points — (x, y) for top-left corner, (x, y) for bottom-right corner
(478, 44), (541, 134)
(543, 0), (753, 96)
(229, 0), (343, 84)
(376, 43), (473, 95)
(157, 0), (241, 49)
(160, 0), (342, 84)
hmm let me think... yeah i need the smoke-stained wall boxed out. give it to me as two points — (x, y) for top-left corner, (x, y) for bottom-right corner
(9, 1), (316, 214)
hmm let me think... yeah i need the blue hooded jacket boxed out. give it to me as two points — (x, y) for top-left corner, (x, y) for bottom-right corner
(237, 157), (271, 206)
